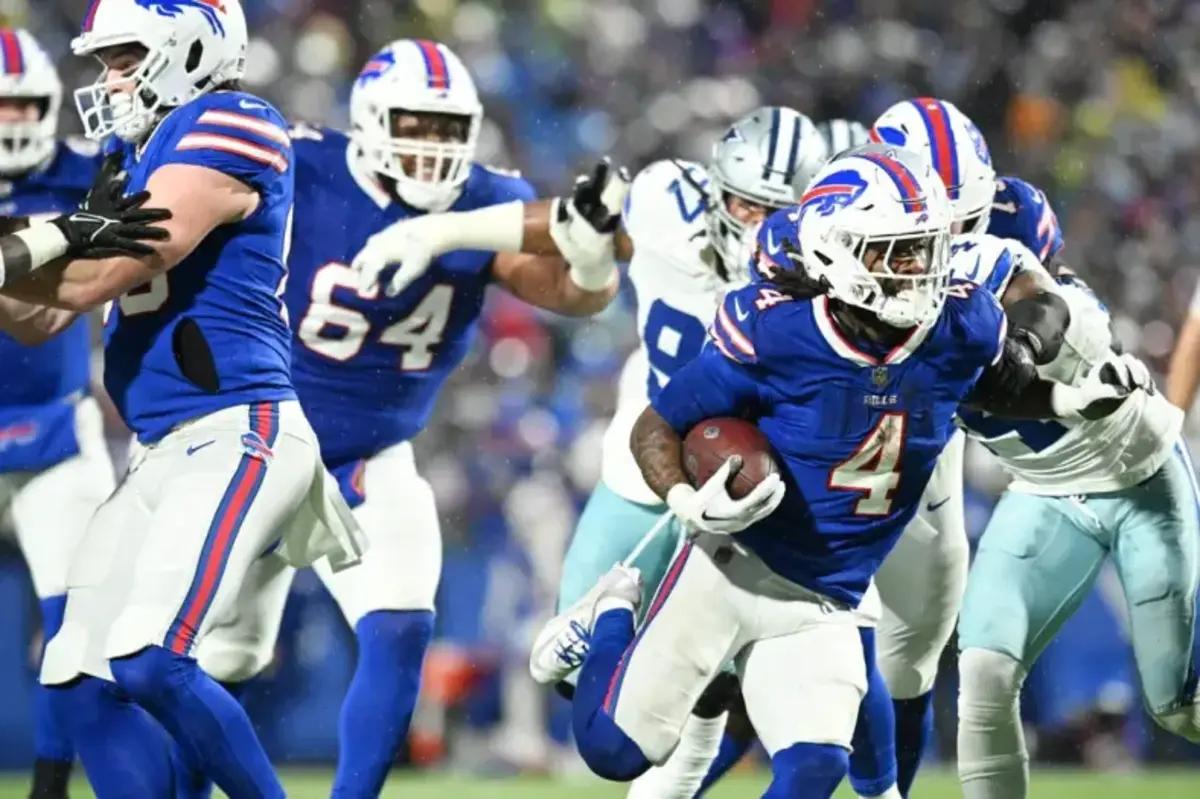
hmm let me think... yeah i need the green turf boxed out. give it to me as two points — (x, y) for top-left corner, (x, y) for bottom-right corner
(1, 768), (1196, 798)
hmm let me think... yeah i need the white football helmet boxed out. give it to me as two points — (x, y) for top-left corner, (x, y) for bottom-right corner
(71, 0), (248, 143)
(797, 143), (953, 329)
(870, 97), (995, 234)
(350, 39), (483, 212)
(707, 106), (827, 276)
(816, 118), (869, 158)
(0, 30), (61, 175)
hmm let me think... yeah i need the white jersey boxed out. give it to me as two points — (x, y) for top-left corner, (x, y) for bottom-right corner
(951, 233), (1182, 495)
(600, 159), (744, 505)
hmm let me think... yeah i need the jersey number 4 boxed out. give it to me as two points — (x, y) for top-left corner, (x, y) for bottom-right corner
(829, 412), (907, 516)
(298, 262), (453, 371)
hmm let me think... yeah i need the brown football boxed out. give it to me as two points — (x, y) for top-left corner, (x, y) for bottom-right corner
(682, 417), (779, 500)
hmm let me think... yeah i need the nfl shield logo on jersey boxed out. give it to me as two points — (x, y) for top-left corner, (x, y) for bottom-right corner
(871, 366), (889, 388)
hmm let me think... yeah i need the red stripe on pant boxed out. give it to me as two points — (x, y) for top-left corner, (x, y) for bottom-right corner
(602, 541), (694, 713)
(166, 456), (265, 654)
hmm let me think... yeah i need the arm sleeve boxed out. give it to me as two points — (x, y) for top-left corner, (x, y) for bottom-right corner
(651, 345), (763, 434)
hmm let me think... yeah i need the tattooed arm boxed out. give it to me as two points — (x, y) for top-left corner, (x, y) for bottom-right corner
(631, 405), (690, 501)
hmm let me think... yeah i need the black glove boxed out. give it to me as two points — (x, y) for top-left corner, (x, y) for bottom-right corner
(559, 158), (630, 234)
(51, 162), (171, 259)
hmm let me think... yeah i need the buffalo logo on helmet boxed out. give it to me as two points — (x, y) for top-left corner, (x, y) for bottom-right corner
(358, 49), (396, 85)
(869, 124), (907, 147)
(964, 118), (991, 166)
(798, 168), (869, 218)
(133, 0), (228, 36)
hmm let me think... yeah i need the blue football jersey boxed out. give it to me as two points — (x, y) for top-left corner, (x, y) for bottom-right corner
(986, 176), (1063, 264)
(652, 282), (1006, 604)
(103, 92), (296, 442)
(0, 141), (100, 472)
(285, 127), (536, 471)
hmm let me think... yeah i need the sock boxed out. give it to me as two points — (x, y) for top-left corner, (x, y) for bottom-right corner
(696, 728), (754, 796)
(34, 596), (73, 761)
(110, 646), (284, 799)
(849, 628), (899, 798)
(957, 649), (1029, 799)
(48, 676), (175, 798)
(331, 609), (435, 799)
(28, 759), (72, 799)
(764, 742), (848, 798)
(572, 607), (651, 781)
(172, 681), (249, 799)
(626, 711), (728, 798)
(892, 691), (934, 795)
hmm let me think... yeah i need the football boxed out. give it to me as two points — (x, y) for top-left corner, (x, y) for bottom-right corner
(682, 417), (779, 500)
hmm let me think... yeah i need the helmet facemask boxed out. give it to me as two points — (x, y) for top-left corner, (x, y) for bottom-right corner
(812, 224), (951, 329)
(706, 187), (781, 282)
(358, 107), (479, 212)
(75, 43), (171, 143)
(0, 96), (54, 175)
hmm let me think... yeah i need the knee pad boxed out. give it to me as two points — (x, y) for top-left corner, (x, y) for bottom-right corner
(959, 648), (1024, 708)
(1151, 703), (1200, 743)
(767, 742), (848, 798)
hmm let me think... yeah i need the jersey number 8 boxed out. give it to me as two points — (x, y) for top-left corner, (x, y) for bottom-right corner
(298, 262), (453, 371)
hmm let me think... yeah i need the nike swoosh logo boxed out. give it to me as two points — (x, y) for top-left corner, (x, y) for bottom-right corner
(766, 228), (782, 255)
(238, 99), (269, 111)
(927, 497), (951, 512)
(734, 298), (749, 321)
(186, 440), (216, 456)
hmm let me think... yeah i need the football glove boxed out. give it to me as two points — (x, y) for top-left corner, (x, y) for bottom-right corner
(1050, 352), (1153, 419)
(666, 456), (785, 535)
(50, 191), (171, 260)
(550, 158), (630, 291)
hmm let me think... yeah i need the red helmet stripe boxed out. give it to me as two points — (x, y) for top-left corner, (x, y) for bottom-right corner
(414, 40), (450, 91)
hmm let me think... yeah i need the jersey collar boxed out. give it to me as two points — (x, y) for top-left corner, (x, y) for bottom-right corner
(812, 295), (931, 366)
(346, 142), (391, 210)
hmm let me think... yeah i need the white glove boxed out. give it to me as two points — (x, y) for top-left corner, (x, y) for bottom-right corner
(550, 159), (630, 291)
(666, 456), (785, 535)
(353, 201), (525, 297)
(1050, 351), (1149, 418)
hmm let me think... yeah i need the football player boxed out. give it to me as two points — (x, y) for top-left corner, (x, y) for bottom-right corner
(354, 105), (834, 797)
(189, 38), (626, 798)
(537, 148), (1136, 797)
(0, 2), (364, 796)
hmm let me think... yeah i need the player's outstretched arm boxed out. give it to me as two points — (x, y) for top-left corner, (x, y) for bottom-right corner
(1, 163), (254, 312)
(354, 160), (634, 298)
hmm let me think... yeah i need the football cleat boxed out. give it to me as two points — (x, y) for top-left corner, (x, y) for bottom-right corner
(528, 564), (643, 685)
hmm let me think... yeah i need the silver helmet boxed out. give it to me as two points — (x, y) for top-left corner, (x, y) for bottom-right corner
(816, 118), (870, 159)
(707, 107), (827, 275)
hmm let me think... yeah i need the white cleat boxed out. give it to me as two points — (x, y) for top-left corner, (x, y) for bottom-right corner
(529, 565), (643, 685)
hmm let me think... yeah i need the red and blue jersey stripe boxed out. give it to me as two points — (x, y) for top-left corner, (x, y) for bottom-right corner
(856, 151), (927, 214)
(81, 0), (103, 33)
(910, 98), (960, 199)
(414, 40), (450, 91)
(0, 30), (24, 75)
(164, 402), (280, 655)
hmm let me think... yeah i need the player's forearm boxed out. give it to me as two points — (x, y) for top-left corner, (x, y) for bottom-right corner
(631, 405), (689, 501)
(2, 253), (164, 311)
(1166, 317), (1200, 411)
(0, 294), (78, 344)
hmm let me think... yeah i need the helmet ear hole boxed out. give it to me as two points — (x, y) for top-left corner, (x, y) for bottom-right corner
(186, 41), (204, 73)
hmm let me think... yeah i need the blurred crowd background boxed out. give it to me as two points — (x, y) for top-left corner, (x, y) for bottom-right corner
(0, 0), (1196, 779)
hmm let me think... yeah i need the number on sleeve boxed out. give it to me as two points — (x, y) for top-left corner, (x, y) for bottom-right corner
(829, 412), (907, 516)
(297, 261), (455, 370)
(668, 168), (709, 223)
(754, 287), (792, 311)
(644, 299), (707, 397)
